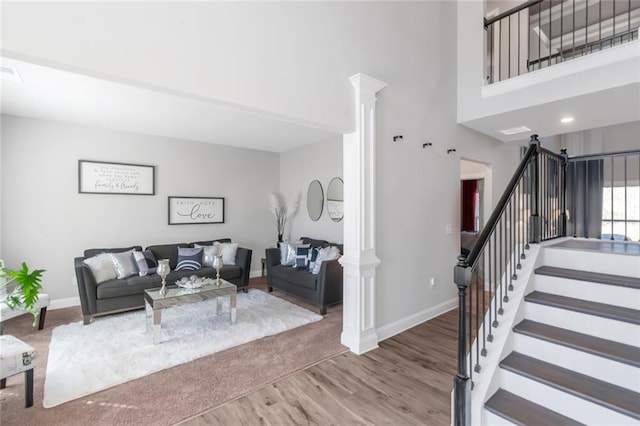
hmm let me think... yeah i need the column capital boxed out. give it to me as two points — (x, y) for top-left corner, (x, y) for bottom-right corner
(349, 73), (388, 95)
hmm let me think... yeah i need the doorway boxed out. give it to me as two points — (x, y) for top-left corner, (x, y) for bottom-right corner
(460, 159), (492, 257)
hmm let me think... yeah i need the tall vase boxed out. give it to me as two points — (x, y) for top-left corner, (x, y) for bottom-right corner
(278, 233), (283, 243)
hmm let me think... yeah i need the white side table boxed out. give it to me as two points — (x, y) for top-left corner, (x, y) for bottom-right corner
(0, 293), (50, 335)
(0, 334), (37, 407)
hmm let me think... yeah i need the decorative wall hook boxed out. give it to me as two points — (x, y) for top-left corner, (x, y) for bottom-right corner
(393, 135), (403, 142)
(447, 148), (457, 154)
(422, 142), (432, 149)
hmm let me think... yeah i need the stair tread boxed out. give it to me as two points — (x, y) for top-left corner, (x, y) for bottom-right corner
(535, 266), (640, 289)
(514, 320), (640, 368)
(525, 291), (640, 325)
(501, 352), (640, 420)
(485, 389), (585, 426)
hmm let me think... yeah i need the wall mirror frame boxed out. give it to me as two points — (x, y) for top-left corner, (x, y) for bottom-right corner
(307, 180), (324, 221)
(326, 177), (344, 222)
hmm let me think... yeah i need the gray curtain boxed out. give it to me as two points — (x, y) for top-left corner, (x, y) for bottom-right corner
(567, 159), (604, 238)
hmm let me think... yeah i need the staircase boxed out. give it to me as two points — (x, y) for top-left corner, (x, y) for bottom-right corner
(483, 241), (640, 425)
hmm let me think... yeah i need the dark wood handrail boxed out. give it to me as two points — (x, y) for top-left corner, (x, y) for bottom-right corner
(484, 0), (543, 28)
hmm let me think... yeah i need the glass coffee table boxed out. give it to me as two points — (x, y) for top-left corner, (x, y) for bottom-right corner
(144, 279), (237, 344)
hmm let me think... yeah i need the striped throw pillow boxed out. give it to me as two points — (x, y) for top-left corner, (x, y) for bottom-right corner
(176, 247), (203, 271)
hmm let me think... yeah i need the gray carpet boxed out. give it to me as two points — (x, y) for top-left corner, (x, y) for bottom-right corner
(0, 286), (345, 425)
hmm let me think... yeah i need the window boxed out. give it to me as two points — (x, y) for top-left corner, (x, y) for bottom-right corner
(601, 186), (640, 241)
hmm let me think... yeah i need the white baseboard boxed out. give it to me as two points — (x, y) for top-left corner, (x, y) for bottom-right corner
(376, 297), (457, 342)
(50, 296), (80, 310)
(249, 269), (264, 279)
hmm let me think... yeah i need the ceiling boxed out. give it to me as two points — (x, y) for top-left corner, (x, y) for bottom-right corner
(0, 56), (341, 153)
(463, 83), (640, 142)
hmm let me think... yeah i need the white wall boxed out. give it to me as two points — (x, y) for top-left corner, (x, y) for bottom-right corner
(0, 115), (279, 304)
(561, 121), (640, 155)
(0, 131), (2, 260)
(279, 137), (343, 244)
(461, 159), (491, 177)
(597, 121), (640, 153)
(369, 2), (515, 334)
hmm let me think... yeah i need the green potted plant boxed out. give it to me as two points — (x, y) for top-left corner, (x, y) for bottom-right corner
(0, 259), (45, 326)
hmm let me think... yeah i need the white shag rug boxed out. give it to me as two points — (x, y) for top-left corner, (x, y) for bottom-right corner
(43, 289), (322, 408)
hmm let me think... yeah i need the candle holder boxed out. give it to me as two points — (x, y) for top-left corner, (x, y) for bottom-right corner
(212, 254), (223, 286)
(157, 259), (170, 297)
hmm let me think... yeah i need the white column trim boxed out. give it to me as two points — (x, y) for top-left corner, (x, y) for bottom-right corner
(340, 73), (387, 355)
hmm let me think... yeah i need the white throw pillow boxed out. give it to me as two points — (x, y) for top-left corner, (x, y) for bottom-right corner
(195, 243), (220, 267)
(311, 246), (341, 274)
(84, 253), (117, 283)
(279, 242), (290, 265)
(219, 243), (238, 266)
(324, 246), (341, 261)
(109, 250), (138, 279)
(311, 247), (330, 274)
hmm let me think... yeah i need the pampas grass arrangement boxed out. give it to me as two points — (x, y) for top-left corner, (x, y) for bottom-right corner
(268, 192), (300, 242)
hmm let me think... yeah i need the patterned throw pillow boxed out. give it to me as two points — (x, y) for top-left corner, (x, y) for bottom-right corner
(280, 242), (310, 266)
(133, 250), (158, 276)
(295, 246), (311, 269)
(176, 247), (203, 271)
(109, 250), (139, 279)
(84, 253), (117, 283)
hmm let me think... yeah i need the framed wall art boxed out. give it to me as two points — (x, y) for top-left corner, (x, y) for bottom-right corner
(78, 160), (155, 195)
(168, 197), (225, 225)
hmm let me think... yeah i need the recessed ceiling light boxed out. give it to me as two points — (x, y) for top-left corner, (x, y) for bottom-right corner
(0, 66), (23, 83)
(499, 126), (531, 136)
(561, 117), (574, 123)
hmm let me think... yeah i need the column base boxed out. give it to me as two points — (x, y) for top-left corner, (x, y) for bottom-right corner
(341, 329), (379, 355)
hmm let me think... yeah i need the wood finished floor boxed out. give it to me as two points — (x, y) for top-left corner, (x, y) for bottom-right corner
(181, 283), (457, 426)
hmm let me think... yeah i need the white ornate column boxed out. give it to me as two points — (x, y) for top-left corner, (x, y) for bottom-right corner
(340, 73), (387, 354)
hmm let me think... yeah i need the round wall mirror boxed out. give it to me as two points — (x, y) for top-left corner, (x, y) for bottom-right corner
(326, 177), (344, 222)
(307, 180), (324, 221)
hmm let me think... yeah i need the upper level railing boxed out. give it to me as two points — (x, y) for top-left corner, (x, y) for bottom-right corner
(452, 135), (566, 425)
(485, 0), (640, 83)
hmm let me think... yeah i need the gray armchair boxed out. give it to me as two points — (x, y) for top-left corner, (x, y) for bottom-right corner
(265, 237), (343, 315)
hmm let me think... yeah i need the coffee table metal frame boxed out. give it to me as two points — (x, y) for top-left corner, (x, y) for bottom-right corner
(144, 279), (237, 344)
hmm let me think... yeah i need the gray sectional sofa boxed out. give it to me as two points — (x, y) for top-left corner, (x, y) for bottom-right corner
(75, 238), (252, 324)
(265, 237), (343, 315)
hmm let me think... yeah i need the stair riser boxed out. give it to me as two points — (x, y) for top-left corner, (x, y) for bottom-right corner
(498, 369), (637, 425)
(524, 302), (640, 346)
(513, 334), (640, 391)
(542, 248), (639, 277)
(483, 410), (519, 426)
(533, 275), (640, 310)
